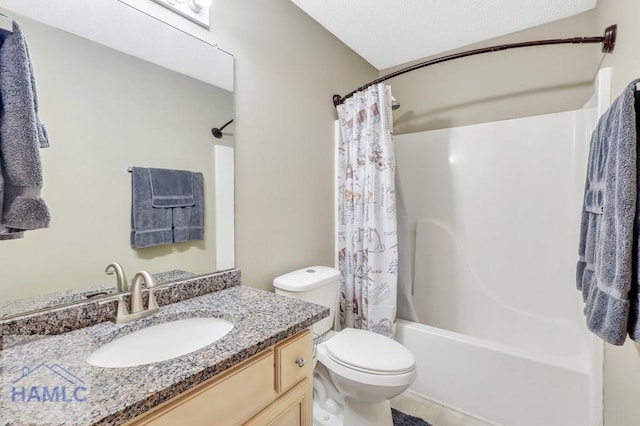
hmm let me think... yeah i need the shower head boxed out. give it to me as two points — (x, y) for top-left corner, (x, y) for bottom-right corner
(211, 118), (234, 139)
(391, 96), (400, 110)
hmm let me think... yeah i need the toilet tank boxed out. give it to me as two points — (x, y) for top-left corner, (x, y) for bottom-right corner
(273, 266), (340, 336)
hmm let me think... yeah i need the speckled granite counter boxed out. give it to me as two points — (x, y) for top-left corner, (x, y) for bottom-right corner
(0, 270), (241, 341)
(0, 285), (329, 425)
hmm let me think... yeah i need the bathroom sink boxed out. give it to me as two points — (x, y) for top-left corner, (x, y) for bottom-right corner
(86, 317), (234, 368)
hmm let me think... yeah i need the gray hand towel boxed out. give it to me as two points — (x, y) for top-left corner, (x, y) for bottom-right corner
(149, 167), (195, 207)
(131, 167), (173, 248)
(0, 15), (50, 238)
(172, 172), (204, 243)
(577, 79), (640, 345)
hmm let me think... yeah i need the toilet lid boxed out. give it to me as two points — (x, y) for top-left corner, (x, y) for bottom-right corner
(325, 328), (415, 374)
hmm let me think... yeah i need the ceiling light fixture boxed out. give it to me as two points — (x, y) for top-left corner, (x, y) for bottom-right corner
(150, 0), (210, 29)
(188, 0), (210, 13)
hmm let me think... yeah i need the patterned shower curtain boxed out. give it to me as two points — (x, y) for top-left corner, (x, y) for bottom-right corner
(336, 83), (398, 338)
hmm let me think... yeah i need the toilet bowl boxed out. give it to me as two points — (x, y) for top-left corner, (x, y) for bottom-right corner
(315, 328), (416, 425)
(273, 267), (417, 426)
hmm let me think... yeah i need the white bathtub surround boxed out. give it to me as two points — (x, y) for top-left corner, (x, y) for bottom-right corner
(392, 68), (612, 425)
(336, 83), (398, 337)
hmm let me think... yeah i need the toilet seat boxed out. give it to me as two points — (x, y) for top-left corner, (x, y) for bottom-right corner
(325, 328), (415, 374)
(317, 328), (416, 387)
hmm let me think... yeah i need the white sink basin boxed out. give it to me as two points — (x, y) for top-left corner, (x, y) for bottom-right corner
(87, 317), (234, 368)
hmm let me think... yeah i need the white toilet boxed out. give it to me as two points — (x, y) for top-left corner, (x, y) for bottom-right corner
(274, 266), (417, 426)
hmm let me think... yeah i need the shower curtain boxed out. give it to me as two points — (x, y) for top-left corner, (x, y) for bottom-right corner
(336, 83), (398, 337)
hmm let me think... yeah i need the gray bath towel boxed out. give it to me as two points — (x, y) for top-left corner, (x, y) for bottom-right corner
(0, 15), (50, 240)
(131, 167), (204, 248)
(628, 89), (640, 342)
(577, 79), (640, 345)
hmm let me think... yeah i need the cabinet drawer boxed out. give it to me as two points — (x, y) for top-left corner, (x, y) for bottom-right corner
(275, 329), (313, 393)
(128, 350), (277, 426)
(245, 377), (312, 426)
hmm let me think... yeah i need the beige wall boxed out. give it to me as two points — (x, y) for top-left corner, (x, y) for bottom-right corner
(210, 0), (377, 291)
(0, 13), (233, 302)
(381, 11), (598, 134)
(595, 1), (640, 424)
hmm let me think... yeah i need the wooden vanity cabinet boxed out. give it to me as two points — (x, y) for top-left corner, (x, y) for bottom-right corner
(126, 329), (313, 426)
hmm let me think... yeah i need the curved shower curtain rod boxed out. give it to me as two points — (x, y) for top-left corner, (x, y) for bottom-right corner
(332, 24), (618, 107)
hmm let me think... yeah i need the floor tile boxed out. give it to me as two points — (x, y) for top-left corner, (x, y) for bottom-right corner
(391, 391), (499, 426)
(415, 400), (443, 424)
(435, 407), (465, 426)
(390, 394), (421, 416)
(461, 416), (494, 426)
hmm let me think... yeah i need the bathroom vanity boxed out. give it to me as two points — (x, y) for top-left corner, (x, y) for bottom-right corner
(127, 329), (313, 425)
(0, 271), (328, 426)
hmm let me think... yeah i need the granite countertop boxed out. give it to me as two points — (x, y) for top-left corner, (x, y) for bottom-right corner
(0, 285), (329, 425)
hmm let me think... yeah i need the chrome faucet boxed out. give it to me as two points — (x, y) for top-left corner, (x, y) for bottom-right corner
(105, 262), (128, 293)
(113, 271), (160, 324)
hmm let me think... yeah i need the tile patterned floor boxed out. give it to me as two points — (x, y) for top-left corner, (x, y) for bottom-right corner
(391, 392), (497, 426)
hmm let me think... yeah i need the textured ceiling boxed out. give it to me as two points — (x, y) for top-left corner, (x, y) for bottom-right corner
(290, 0), (597, 70)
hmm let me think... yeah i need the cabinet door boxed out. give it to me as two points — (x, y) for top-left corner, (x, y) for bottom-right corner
(275, 329), (313, 393)
(127, 350), (276, 426)
(245, 378), (312, 426)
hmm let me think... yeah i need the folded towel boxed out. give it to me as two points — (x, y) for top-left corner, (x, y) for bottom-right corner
(577, 79), (640, 345)
(149, 168), (195, 208)
(131, 167), (174, 248)
(172, 172), (204, 243)
(0, 15), (50, 238)
(131, 167), (204, 248)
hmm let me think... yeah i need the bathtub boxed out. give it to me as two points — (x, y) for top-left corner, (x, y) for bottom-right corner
(392, 103), (605, 426)
(395, 319), (599, 426)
